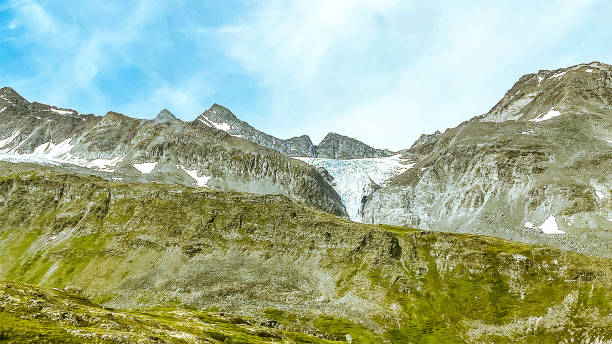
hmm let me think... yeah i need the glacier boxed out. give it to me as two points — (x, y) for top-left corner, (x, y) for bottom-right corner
(295, 155), (414, 222)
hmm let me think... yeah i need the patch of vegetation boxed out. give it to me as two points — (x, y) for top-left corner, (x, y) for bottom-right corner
(0, 280), (342, 344)
(314, 316), (381, 343)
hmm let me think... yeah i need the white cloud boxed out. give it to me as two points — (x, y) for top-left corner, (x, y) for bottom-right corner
(220, 0), (605, 149)
(0, 0), (32, 12)
(221, 0), (403, 85)
(3, 0), (609, 150)
(6, 1), (176, 112)
(121, 79), (213, 119)
(14, 2), (56, 36)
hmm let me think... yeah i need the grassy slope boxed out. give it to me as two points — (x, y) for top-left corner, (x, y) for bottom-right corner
(0, 280), (340, 344)
(0, 166), (611, 343)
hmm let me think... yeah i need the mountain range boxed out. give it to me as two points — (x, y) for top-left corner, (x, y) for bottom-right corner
(1, 62), (610, 254)
(0, 61), (611, 343)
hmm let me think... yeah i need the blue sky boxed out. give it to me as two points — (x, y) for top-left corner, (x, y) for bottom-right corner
(1, 0), (611, 150)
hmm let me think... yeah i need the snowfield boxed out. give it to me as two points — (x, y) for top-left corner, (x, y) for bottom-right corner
(530, 109), (561, 122)
(133, 162), (158, 174)
(538, 215), (565, 235)
(177, 165), (210, 187)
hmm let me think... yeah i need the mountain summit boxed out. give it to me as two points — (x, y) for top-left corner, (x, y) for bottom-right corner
(196, 104), (393, 159)
(476, 61), (611, 122)
(154, 108), (178, 122)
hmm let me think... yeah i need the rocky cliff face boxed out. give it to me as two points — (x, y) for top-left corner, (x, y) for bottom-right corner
(0, 167), (611, 343)
(316, 132), (394, 159)
(363, 62), (612, 257)
(0, 88), (347, 217)
(197, 104), (393, 159)
(403, 130), (442, 158)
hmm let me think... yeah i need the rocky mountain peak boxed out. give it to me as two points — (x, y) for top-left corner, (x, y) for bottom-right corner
(0, 87), (28, 106)
(192, 105), (392, 159)
(477, 61), (612, 123)
(154, 109), (178, 123)
(410, 130), (442, 150)
(102, 111), (132, 124)
(286, 134), (314, 147)
(320, 132), (344, 141)
(194, 103), (241, 132)
(206, 103), (239, 121)
(317, 132), (394, 159)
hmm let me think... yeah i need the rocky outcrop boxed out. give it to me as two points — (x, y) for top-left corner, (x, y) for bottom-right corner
(363, 62), (612, 257)
(196, 104), (393, 159)
(404, 130), (442, 157)
(0, 280), (333, 343)
(316, 132), (393, 159)
(153, 108), (178, 123)
(195, 103), (316, 157)
(475, 61), (612, 122)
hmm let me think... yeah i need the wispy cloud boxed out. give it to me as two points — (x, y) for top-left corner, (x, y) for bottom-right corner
(8, 1), (162, 101)
(219, 0), (610, 149)
(2, 1), (222, 118)
(1, 1), (610, 149)
(0, 0), (32, 12)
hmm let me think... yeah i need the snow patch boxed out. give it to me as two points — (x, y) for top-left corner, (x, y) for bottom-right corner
(586, 69), (593, 73)
(524, 222), (534, 229)
(537, 76), (544, 84)
(197, 118), (210, 127)
(0, 154), (61, 166)
(0, 130), (20, 149)
(50, 108), (74, 115)
(0, 135), (127, 172)
(0, 107), (6, 113)
(133, 162), (157, 174)
(201, 115), (232, 131)
(529, 109), (561, 122)
(32, 139), (74, 159)
(177, 165), (210, 187)
(40, 262), (60, 282)
(538, 215), (565, 234)
(0, 138), (74, 166)
(85, 156), (124, 172)
(550, 71), (566, 79)
(212, 121), (231, 131)
(595, 191), (605, 200)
